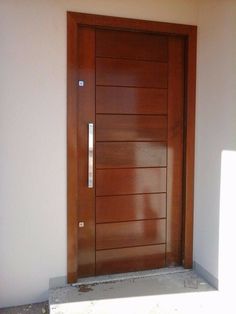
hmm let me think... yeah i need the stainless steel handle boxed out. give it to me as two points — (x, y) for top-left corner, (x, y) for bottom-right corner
(88, 123), (94, 188)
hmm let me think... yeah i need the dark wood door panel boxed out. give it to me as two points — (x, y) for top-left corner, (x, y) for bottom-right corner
(68, 13), (196, 282)
(96, 219), (166, 250)
(166, 37), (185, 266)
(76, 27), (96, 277)
(96, 193), (166, 223)
(96, 168), (166, 196)
(96, 29), (168, 62)
(96, 244), (165, 275)
(96, 86), (167, 115)
(96, 115), (167, 142)
(96, 58), (168, 88)
(96, 142), (167, 169)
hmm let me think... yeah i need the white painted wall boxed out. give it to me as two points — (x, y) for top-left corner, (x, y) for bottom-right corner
(194, 0), (236, 283)
(1, 0), (235, 308)
(0, 0), (198, 307)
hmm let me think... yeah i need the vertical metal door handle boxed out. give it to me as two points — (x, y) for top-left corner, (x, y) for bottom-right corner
(88, 123), (94, 188)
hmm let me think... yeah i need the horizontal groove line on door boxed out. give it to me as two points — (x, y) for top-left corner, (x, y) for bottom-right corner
(96, 113), (168, 116)
(96, 84), (168, 90)
(96, 85), (168, 90)
(96, 140), (168, 143)
(96, 113), (167, 117)
(96, 242), (166, 252)
(96, 56), (168, 64)
(96, 192), (167, 198)
(96, 166), (167, 170)
(96, 140), (167, 143)
(96, 217), (166, 225)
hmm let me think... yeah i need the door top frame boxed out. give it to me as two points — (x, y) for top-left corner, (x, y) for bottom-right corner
(67, 11), (197, 283)
(68, 11), (197, 36)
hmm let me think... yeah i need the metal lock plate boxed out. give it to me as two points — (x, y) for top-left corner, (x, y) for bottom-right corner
(78, 80), (84, 87)
(79, 222), (84, 228)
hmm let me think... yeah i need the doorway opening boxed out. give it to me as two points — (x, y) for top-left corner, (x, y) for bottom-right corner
(67, 12), (197, 283)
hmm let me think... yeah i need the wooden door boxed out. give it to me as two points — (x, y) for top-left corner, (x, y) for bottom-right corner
(76, 27), (185, 277)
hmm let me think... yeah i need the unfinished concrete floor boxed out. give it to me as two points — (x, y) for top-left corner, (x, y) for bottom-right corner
(1, 268), (219, 314)
(49, 268), (216, 314)
(0, 302), (49, 314)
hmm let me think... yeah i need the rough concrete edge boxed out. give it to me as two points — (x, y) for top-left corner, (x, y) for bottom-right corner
(49, 267), (192, 289)
(74, 267), (190, 286)
(193, 261), (218, 289)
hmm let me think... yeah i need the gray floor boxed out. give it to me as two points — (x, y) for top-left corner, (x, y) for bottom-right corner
(50, 269), (213, 303)
(0, 268), (215, 314)
(49, 268), (215, 314)
(0, 302), (49, 314)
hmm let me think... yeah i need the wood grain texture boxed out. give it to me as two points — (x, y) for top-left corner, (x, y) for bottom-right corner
(96, 86), (167, 114)
(96, 193), (166, 223)
(76, 27), (96, 277)
(96, 244), (165, 275)
(96, 168), (166, 196)
(96, 29), (168, 61)
(69, 12), (197, 36)
(96, 142), (167, 168)
(166, 36), (184, 267)
(96, 219), (166, 250)
(68, 12), (197, 280)
(96, 115), (167, 142)
(96, 58), (168, 88)
(67, 13), (79, 283)
(183, 27), (197, 269)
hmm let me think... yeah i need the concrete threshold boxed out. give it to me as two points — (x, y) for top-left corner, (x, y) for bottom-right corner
(74, 267), (190, 286)
(49, 268), (216, 314)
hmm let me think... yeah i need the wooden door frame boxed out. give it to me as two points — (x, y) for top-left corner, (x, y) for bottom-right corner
(67, 11), (197, 283)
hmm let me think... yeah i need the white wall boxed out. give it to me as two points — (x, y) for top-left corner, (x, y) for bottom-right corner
(194, 0), (236, 283)
(1, 0), (236, 308)
(195, 0), (236, 289)
(0, 0), (198, 308)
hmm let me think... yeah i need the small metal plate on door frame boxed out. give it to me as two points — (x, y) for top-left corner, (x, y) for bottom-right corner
(78, 80), (84, 87)
(79, 222), (85, 228)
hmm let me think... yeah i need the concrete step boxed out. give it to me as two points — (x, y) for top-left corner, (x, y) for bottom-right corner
(49, 268), (215, 314)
